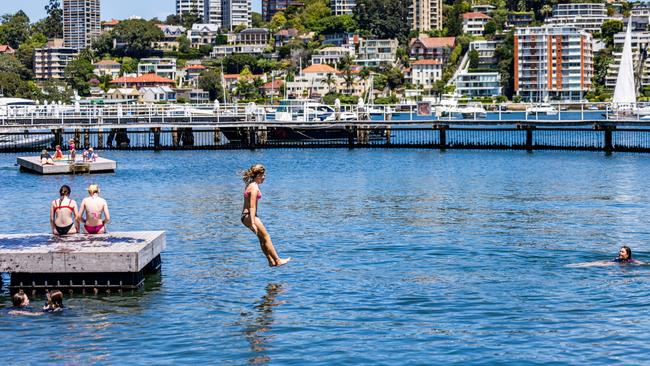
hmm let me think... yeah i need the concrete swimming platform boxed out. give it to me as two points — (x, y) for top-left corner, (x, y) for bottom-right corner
(0, 231), (165, 293)
(17, 156), (117, 175)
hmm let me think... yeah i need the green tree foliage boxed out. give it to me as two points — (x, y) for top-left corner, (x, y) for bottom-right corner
(444, 1), (469, 37)
(0, 11), (31, 49)
(198, 69), (225, 101)
(355, 0), (409, 42)
(601, 19), (623, 47)
(252, 12), (265, 28)
(180, 7), (203, 29)
(468, 49), (479, 70)
(0, 54), (32, 80)
(16, 33), (47, 73)
(494, 30), (515, 99)
(120, 57), (138, 75)
(300, 0), (331, 31)
(270, 12), (288, 32)
(222, 54), (263, 74)
(318, 15), (358, 35)
(483, 20), (497, 38)
(64, 49), (96, 96)
(112, 19), (164, 58)
(92, 32), (115, 56)
(33, 0), (63, 39)
(0, 71), (38, 98)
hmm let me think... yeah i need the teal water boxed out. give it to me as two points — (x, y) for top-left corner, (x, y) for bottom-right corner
(1, 149), (650, 364)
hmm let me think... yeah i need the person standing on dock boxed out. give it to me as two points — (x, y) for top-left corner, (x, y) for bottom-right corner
(241, 164), (291, 267)
(50, 185), (79, 235)
(78, 184), (110, 234)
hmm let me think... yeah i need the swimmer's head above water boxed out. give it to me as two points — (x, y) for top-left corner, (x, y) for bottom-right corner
(619, 246), (632, 261)
(242, 164), (266, 184)
(12, 290), (29, 307)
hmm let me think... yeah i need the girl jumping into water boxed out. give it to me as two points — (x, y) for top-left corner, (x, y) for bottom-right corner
(241, 164), (290, 267)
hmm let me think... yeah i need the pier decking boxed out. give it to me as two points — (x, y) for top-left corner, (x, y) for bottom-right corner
(0, 231), (165, 292)
(17, 156), (117, 174)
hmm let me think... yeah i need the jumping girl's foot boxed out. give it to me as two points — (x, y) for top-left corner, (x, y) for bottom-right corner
(271, 257), (291, 267)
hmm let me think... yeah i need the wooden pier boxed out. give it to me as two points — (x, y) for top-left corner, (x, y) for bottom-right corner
(17, 156), (117, 174)
(0, 231), (165, 293)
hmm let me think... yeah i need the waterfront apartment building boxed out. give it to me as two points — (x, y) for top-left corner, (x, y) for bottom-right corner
(407, 0), (443, 32)
(262, 0), (302, 21)
(222, 0), (252, 31)
(462, 12), (491, 36)
(63, 0), (100, 50)
(356, 39), (399, 67)
(544, 3), (614, 33)
(138, 58), (178, 81)
(332, 0), (356, 16)
(177, 0), (205, 18)
(514, 26), (593, 102)
(204, 0), (222, 25)
(605, 31), (650, 89)
(455, 71), (502, 97)
(34, 39), (79, 81)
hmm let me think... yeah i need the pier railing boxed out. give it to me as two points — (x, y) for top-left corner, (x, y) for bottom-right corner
(2, 120), (650, 153)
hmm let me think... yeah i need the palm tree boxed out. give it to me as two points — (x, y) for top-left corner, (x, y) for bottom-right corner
(325, 72), (335, 94)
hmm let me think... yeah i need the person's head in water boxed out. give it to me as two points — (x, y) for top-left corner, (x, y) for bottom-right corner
(87, 184), (100, 196)
(46, 290), (64, 310)
(59, 185), (71, 198)
(619, 246), (632, 261)
(12, 290), (29, 307)
(242, 164), (266, 185)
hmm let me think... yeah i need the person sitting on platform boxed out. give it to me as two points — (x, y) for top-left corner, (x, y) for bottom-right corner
(50, 184), (79, 235)
(87, 147), (98, 162)
(40, 149), (54, 165)
(43, 290), (64, 312)
(78, 184), (110, 234)
(54, 145), (63, 160)
(68, 139), (76, 162)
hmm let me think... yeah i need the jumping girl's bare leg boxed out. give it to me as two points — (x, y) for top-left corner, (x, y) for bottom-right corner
(255, 219), (290, 267)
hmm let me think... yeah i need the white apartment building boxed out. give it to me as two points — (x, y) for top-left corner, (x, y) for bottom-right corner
(408, 60), (443, 89)
(93, 59), (121, 79)
(356, 39), (399, 67)
(463, 12), (491, 36)
(455, 72), (502, 97)
(63, 0), (100, 50)
(138, 58), (178, 81)
(332, 0), (356, 16)
(34, 39), (79, 81)
(407, 0), (443, 32)
(204, 0), (222, 25)
(311, 46), (355, 65)
(210, 44), (265, 58)
(177, 0), (205, 17)
(469, 40), (499, 66)
(544, 3), (615, 33)
(515, 26), (593, 102)
(222, 0), (251, 31)
(606, 31), (650, 89)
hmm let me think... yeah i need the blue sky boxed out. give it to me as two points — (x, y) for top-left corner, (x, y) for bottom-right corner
(1, 0), (262, 22)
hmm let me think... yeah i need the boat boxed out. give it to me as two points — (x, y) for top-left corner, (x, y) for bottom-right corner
(457, 103), (487, 118)
(0, 133), (54, 150)
(526, 103), (558, 115)
(0, 98), (37, 117)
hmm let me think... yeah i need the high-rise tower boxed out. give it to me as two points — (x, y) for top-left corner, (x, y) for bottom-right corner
(63, 0), (100, 50)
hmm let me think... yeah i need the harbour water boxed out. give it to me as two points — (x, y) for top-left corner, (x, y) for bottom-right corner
(1, 149), (650, 364)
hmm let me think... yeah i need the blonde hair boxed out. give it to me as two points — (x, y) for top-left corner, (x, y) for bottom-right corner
(88, 184), (100, 195)
(242, 164), (265, 184)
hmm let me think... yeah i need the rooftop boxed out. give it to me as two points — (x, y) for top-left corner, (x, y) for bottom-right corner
(110, 73), (175, 84)
(302, 64), (341, 74)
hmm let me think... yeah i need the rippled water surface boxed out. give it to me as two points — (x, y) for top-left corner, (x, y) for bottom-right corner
(1, 149), (650, 365)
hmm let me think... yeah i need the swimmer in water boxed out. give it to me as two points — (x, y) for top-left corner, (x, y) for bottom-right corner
(241, 164), (291, 267)
(8, 290), (42, 316)
(614, 246), (643, 264)
(43, 290), (64, 312)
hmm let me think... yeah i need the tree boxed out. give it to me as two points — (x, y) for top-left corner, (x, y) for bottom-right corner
(222, 53), (262, 74)
(120, 56), (138, 75)
(355, 0), (410, 42)
(198, 69), (224, 101)
(270, 12), (288, 32)
(16, 33), (47, 73)
(444, 2), (467, 37)
(601, 19), (624, 47)
(325, 72), (335, 93)
(33, 0), (63, 39)
(64, 49), (96, 96)
(483, 20), (497, 38)
(495, 30), (515, 99)
(468, 49), (479, 70)
(0, 11), (31, 49)
(92, 32), (115, 56)
(0, 71), (38, 98)
(112, 19), (164, 58)
(0, 54), (32, 80)
(318, 15), (358, 35)
(180, 7), (203, 29)
(252, 12), (265, 28)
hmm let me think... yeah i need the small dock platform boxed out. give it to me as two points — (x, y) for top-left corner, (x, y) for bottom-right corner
(17, 156), (117, 175)
(0, 231), (165, 293)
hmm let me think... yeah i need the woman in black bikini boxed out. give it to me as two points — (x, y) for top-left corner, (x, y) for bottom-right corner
(50, 185), (79, 235)
(241, 164), (290, 267)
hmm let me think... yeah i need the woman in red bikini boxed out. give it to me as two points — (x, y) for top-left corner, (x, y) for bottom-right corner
(241, 164), (290, 267)
(78, 183), (110, 234)
(50, 185), (79, 235)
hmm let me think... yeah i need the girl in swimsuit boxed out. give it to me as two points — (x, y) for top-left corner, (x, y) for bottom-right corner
(50, 185), (79, 235)
(241, 164), (290, 267)
(614, 246), (643, 264)
(78, 184), (110, 234)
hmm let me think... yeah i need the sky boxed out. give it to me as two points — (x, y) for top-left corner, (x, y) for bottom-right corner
(1, 0), (262, 22)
